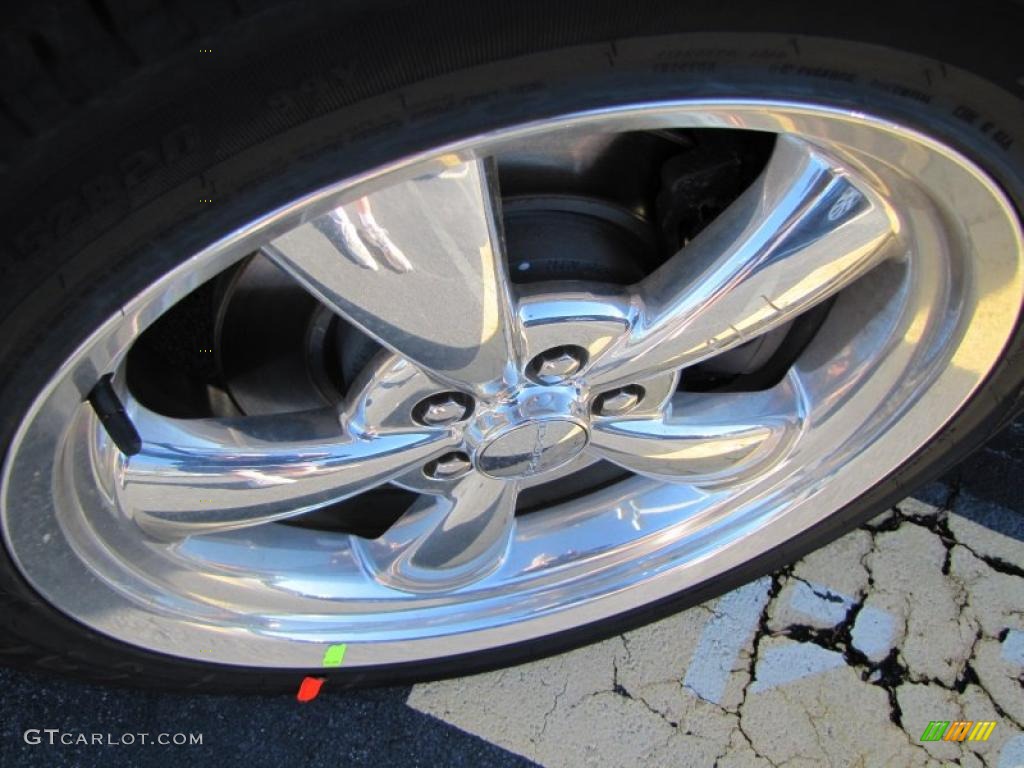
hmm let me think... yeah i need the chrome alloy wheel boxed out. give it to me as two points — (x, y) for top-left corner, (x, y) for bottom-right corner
(3, 101), (1022, 668)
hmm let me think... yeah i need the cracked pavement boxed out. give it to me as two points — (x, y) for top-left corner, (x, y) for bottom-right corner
(407, 466), (1024, 766)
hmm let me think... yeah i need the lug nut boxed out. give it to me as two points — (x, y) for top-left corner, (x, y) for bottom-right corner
(528, 345), (587, 385)
(424, 451), (473, 480)
(413, 392), (473, 426)
(594, 385), (644, 417)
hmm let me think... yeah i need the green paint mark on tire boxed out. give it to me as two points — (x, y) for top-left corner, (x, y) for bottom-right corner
(322, 644), (347, 667)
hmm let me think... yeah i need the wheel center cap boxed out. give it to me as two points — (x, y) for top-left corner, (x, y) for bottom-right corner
(476, 419), (588, 479)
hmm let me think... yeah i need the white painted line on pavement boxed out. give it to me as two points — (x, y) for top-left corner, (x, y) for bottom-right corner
(681, 576), (770, 705)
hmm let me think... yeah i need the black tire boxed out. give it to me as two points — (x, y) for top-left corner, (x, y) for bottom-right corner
(2, 0), (1024, 692)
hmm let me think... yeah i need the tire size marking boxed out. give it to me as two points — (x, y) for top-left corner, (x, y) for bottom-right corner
(12, 124), (200, 259)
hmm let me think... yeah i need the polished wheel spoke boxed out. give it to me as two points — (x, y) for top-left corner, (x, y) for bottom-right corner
(263, 157), (522, 397)
(115, 403), (459, 538)
(354, 473), (518, 592)
(588, 383), (802, 485)
(588, 136), (901, 387)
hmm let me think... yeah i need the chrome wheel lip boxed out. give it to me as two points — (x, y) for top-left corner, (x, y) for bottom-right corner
(3, 99), (1022, 668)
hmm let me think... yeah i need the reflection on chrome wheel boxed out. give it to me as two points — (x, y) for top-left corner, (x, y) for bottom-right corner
(2, 100), (1022, 670)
